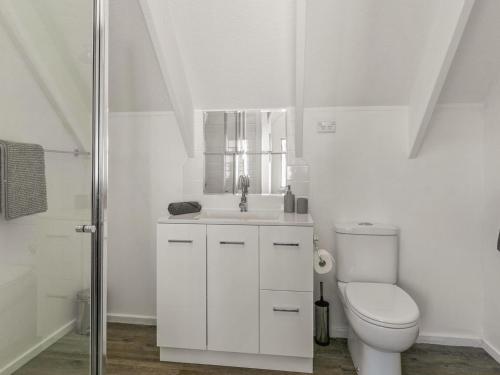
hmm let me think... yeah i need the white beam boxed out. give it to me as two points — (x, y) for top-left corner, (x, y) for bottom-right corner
(294, 0), (306, 158)
(139, 0), (195, 157)
(408, 0), (475, 158)
(0, 0), (91, 152)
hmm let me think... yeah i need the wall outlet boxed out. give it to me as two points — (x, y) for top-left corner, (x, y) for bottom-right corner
(317, 120), (336, 133)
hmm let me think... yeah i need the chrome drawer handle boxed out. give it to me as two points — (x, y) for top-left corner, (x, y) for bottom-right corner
(220, 241), (245, 245)
(273, 242), (300, 247)
(168, 240), (193, 244)
(273, 307), (300, 313)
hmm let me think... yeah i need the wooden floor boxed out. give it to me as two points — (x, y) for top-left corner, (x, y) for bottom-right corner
(14, 323), (500, 375)
(13, 333), (89, 375)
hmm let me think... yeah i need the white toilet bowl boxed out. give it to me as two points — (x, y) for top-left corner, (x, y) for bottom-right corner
(338, 282), (420, 375)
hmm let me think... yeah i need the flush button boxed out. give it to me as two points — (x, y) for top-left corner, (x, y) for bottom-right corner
(358, 222), (373, 226)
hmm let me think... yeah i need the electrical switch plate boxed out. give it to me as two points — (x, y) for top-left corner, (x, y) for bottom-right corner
(317, 121), (336, 133)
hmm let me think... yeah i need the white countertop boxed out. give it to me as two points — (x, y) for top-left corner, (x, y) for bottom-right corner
(158, 210), (314, 226)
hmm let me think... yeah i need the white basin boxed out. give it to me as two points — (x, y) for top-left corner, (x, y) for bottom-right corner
(197, 210), (281, 222)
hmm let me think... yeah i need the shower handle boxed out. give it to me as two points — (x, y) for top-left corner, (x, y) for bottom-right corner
(75, 224), (97, 234)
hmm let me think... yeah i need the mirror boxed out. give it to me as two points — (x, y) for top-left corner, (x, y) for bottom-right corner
(204, 109), (288, 195)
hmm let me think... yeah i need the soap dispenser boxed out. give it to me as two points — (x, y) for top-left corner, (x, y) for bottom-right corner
(284, 185), (295, 213)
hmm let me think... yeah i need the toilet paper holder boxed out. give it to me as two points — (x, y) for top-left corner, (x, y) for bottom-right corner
(314, 236), (327, 267)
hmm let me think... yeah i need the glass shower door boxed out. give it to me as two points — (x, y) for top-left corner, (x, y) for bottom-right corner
(0, 0), (105, 374)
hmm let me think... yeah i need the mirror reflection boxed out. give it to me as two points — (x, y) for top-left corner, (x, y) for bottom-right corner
(204, 109), (287, 195)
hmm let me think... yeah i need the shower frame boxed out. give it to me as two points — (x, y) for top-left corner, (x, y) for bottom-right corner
(90, 0), (107, 374)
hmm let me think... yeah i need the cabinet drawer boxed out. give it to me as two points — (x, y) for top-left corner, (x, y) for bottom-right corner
(260, 290), (313, 358)
(157, 224), (206, 350)
(260, 226), (313, 292)
(207, 225), (259, 354)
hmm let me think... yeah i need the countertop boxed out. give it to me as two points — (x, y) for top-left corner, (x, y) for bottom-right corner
(158, 210), (314, 227)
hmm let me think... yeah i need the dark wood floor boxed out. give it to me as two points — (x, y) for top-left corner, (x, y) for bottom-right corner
(14, 323), (500, 375)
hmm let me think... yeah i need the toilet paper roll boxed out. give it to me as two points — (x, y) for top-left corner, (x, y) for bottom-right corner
(314, 249), (334, 274)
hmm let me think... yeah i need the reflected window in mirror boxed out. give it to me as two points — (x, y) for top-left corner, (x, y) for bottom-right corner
(204, 109), (287, 195)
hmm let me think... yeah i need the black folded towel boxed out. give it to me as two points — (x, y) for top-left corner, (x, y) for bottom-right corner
(168, 201), (202, 216)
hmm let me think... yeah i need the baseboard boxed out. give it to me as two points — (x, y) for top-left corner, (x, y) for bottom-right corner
(482, 339), (500, 363)
(416, 333), (482, 347)
(331, 326), (348, 339)
(0, 320), (76, 375)
(107, 313), (157, 326)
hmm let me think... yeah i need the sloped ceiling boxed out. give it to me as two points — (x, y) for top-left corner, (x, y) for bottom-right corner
(109, 0), (172, 112)
(109, 0), (500, 111)
(169, 0), (295, 110)
(1, 0), (93, 149)
(33, 0), (93, 105)
(0, 17), (80, 148)
(304, 0), (438, 107)
(439, 0), (500, 104)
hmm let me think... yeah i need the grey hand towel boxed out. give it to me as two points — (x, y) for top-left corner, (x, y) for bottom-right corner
(0, 140), (48, 220)
(168, 201), (202, 216)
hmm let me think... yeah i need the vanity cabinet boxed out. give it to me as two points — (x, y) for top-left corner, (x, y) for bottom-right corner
(259, 226), (314, 358)
(207, 225), (259, 354)
(157, 217), (314, 373)
(260, 290), (314, 357)
(260, 226), (314, 292)
(157, 224), (207, 350)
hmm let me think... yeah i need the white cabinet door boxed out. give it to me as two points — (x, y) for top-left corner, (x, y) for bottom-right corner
(207, 225), (259, 354)
(260, 290), (313, 358)
(260, 226), (313, 292)
(157, 224), (206, 350)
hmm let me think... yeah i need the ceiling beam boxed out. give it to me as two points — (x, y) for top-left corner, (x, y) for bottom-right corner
(139, 0), (194, 157)
(0, 0), (91, 152)
(294, 0), (306, 158)
(408, 0), (475, 158)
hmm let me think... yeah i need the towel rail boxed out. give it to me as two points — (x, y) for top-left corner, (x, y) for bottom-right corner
(44, 148), (91, 157)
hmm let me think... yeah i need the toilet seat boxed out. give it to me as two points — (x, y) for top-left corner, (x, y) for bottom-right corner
(345, 283), (419, 329)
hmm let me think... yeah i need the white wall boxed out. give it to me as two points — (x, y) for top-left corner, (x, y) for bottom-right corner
(303, 106), (485, 340)
(107, 112), (186, 319)
(482, 75), (500, 360)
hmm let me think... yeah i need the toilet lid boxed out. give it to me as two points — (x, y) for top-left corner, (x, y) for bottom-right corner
(345, 283), (419, 329)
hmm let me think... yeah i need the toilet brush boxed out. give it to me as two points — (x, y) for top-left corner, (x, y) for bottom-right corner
(314, 282), (330, 346)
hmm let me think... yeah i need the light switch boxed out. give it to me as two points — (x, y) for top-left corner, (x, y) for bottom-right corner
(317, 121), (336, 133)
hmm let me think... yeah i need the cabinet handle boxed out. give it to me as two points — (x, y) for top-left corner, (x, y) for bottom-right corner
(168, 240), (193, 244)
(273, 307), (300, 313)
(220, 241), (245, 245)
(273, 242), (300, 247)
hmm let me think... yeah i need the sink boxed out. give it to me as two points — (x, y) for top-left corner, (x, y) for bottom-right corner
(197, 210), (281, 222)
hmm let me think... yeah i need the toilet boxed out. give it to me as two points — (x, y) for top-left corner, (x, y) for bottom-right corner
(334, 222), (420, 375)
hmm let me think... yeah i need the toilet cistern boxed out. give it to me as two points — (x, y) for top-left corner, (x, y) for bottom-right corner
(237, 175), (250, 212)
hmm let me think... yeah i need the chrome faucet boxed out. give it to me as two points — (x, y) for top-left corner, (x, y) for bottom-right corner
(237, 175), (250, 212)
